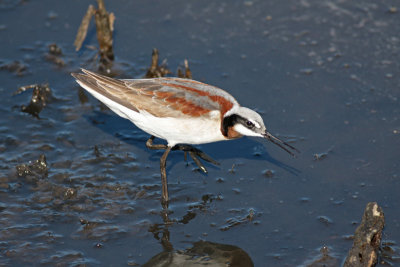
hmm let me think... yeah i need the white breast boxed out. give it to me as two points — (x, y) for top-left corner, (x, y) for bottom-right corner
(131, 110), (227, 146)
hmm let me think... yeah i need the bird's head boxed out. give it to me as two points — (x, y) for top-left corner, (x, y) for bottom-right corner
(223, 106), (299, 157)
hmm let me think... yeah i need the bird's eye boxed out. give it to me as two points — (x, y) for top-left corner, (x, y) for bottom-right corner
(246, 121), (255, 128)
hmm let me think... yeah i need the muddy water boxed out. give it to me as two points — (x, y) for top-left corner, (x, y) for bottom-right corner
(1, 0), (399, 266)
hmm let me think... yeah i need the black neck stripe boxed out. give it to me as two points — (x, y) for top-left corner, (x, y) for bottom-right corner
(222, 114), (246, 136)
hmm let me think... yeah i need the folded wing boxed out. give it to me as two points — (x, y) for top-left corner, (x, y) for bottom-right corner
(72, 69), (237, 119)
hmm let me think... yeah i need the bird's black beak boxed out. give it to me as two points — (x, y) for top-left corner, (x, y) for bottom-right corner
(263, 131), (300, 157)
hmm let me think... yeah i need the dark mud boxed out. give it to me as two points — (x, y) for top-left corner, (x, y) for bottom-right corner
(0, 0), (399, 266)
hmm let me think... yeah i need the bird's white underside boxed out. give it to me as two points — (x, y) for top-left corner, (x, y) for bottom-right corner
(78, 81), (229, 147)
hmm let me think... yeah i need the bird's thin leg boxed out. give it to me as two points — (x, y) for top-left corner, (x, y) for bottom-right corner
(146, 136), (171, 206)
(188, 151), (207, 173)
(146, 135), (168, 150)
(172, 144), (220, 173)
(145, 136), (219, 204)
(160, 146), (172, 206)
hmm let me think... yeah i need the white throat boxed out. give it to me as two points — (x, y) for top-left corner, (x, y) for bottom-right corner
(233, 124), (263, 137)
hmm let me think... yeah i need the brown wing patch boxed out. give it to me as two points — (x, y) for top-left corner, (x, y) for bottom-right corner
(208, 95), (234, 115)
(154, 90), (210, 116)
(161, 82), (234, 116)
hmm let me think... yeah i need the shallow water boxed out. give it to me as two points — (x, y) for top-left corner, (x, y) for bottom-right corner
(1, 0), (399, 266)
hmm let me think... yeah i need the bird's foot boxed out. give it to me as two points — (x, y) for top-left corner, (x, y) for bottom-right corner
(172, 144), (220, 173)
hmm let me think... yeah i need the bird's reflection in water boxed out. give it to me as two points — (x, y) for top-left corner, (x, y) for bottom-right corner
(143, 240), (254, 267)
(144, 195), (254, 267)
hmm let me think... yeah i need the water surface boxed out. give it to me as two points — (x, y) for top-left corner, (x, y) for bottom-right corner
(0, 0), (399, 266)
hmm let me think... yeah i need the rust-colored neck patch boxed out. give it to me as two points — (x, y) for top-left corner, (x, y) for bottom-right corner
(226, 126), (242, 139)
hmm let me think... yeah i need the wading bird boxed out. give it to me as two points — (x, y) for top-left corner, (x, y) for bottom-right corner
(72, 69), (299, 205)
